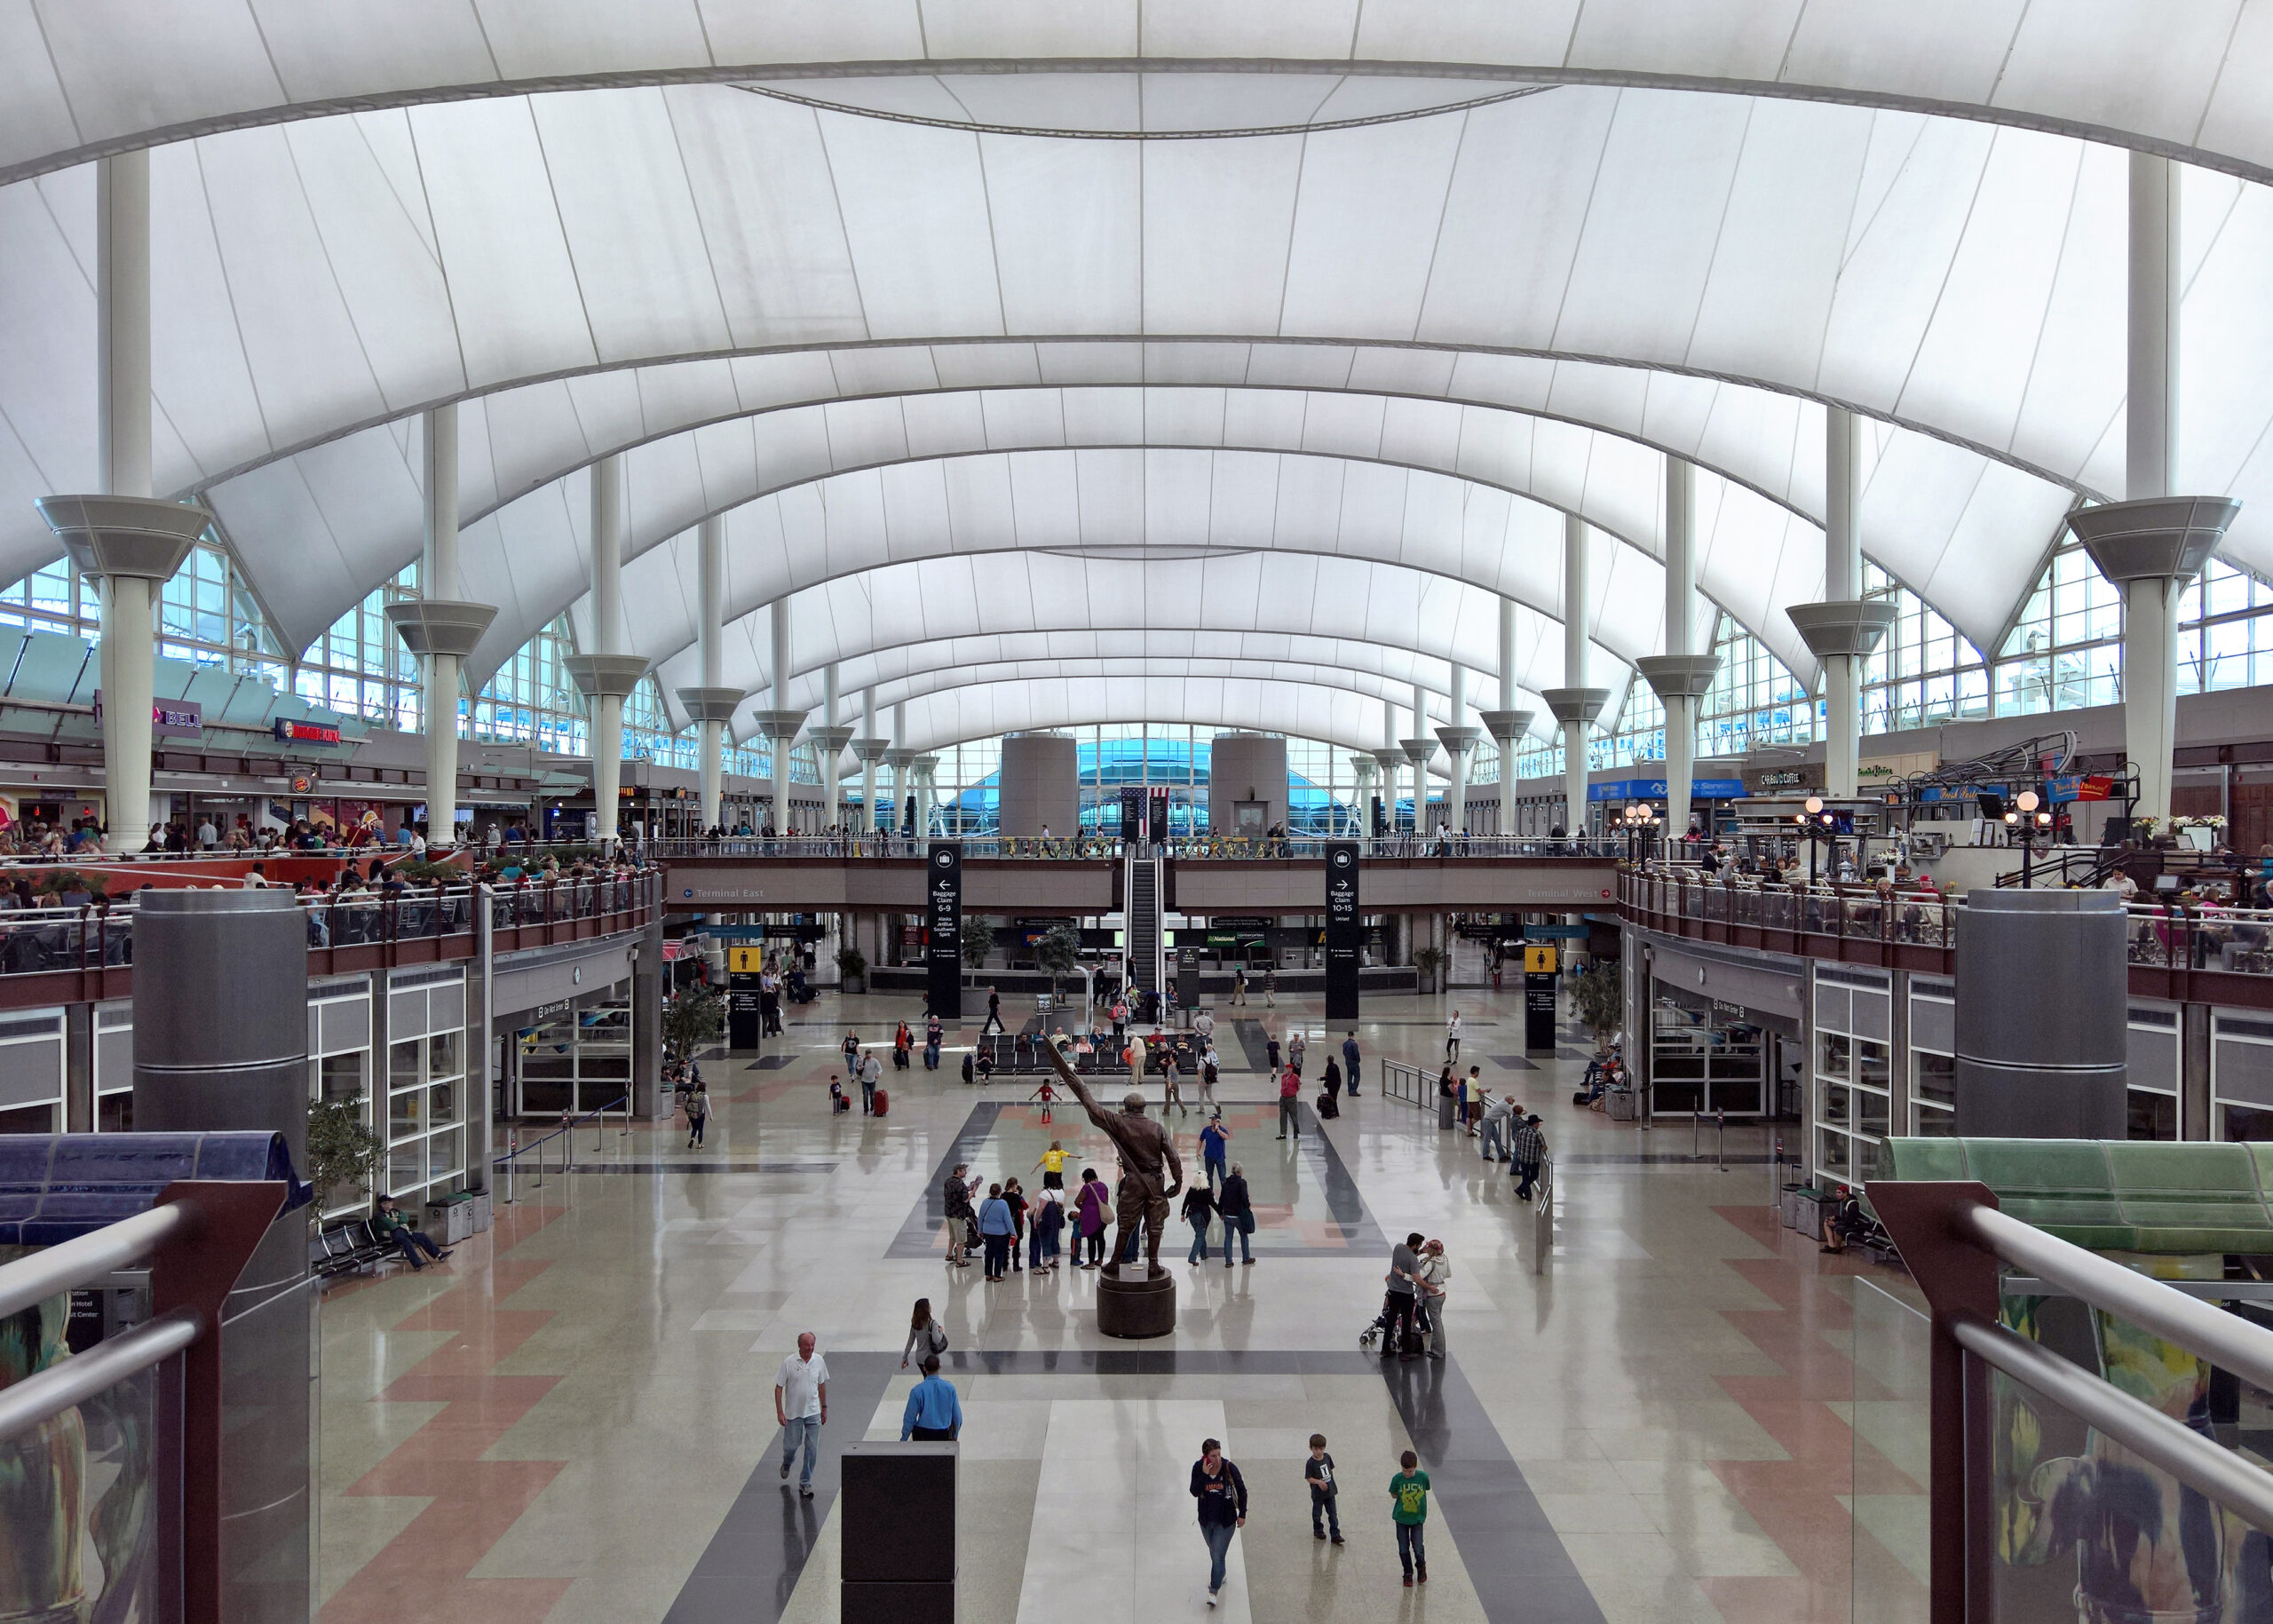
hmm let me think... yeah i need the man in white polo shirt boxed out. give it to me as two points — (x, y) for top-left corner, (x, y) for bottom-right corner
(773, 1331), (830, 1497)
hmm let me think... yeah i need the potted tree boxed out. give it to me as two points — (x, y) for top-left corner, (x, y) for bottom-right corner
(836, 945), (868, 995)
(1569, 958), (1625, 1052)
(961, 917), (994, 986)
(1034, 923), (1081, 1002)
(662, 984), (725, 1067)
(1411, 945), (1446, 994)
(305, 1091), (382, 1226)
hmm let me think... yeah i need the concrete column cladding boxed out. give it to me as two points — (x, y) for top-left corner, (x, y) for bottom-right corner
(1207, 733), (1289, 836)
(1953, 888), (2127, 1138)
(997, 733), (1080, 835)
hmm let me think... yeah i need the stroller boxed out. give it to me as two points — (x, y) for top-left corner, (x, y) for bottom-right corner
(1358, 1295), (1431, 1353)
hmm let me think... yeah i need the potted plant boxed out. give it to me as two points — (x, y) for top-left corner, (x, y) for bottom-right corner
(662, 984), (725, 1066)
(1411, 945), (1446, 994)
(836, 945), (868, 994)
(1034, 923), (1081, 1000)
(1569, 959), (1625, 1052)
(961, 918), (994, 985)
(305, 1091), (382, 1224)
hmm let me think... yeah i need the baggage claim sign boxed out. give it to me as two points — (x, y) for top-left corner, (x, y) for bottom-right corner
(926, 842), (962, 1019)
(1324, 841), (1361, 1021)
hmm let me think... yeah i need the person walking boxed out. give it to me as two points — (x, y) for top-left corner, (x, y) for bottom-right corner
(1231, 966), (1247, 1006)
(1390, 1450), (1431, 1585)
(1305, 1434), (1343, 1544)
(1414, 1239), (1451, 1360)
(1074, 1168), (1110, 1268)
(924, 1012), (943, 1069)
(1182, 1178), (1217, 1264)
(942, 1163), (979, 1267)
(1276, 1064), (1301, 1140)
(1265, 1032), (1281, 1074)
(1511, 1113), (1548, 1200)
(1163, 1049), (1187, 1117)
(978, 1183), (1016, 1280)
(1199, 1115), (1231, 1190)
(902, 1297), (949, 1370)
(685, 1080), (711, 1148)
(1287, 1028), (1305, 1076)
(773, 1332), (830, 1499)
(856, 1050), (877, 1115)
(1194, 1007), (1216, 1047)
(1445, 1010), (1463, 1062)
(1216, 1164), (1254, 1268)
(982, 986), (1005, 1036)
(1191, 1438), (1248, 1609)
(843, 1027), (860, 1075)
(1322, 1056), (1342, 1105)
(1380, 1232), (1424, 1359)
(1342, 1031), (1362, 1096)
(1263, 965), (1276, 1008)
(900, 1354), (962, 1439)
(1199, 1043), (1220, 1112)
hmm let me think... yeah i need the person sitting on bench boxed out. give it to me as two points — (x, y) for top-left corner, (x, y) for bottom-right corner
(1819, 1186), (1871, 1255)
(373, 1196), (452, 1270)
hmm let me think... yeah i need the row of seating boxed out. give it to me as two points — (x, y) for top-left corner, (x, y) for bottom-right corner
(310, 1219), (396, 1279)
(1884, 1137), (2273, 1256)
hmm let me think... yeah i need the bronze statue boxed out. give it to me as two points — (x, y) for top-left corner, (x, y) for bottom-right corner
(1045, 1038), (1182, 1278)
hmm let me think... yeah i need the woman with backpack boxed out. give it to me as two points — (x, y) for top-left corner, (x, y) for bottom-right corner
(1073, 1168), (1111, 1269)
(901, 1297), (949, 1369)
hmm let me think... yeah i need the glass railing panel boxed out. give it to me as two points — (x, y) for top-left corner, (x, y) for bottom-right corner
(1851, 1279), (1930, 1624)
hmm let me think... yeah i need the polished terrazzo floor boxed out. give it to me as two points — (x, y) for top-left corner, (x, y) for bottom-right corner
(313, 989), (1928, 1624)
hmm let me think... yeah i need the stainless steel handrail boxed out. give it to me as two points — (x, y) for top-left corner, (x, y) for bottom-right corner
(0, 1201), (188, 1321)
(0, 1307), (199, 1446)
(1950, 1311), (2273, 1534)
(1532, 1153), (1555, 1276)
(1969, 1202), (2273, 1395)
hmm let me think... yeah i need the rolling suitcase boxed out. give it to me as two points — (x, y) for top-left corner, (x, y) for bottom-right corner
(871, 1088), (889, 1118)
(1316, 1090), (1340, 1120)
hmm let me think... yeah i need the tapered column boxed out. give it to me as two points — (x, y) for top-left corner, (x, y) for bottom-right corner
(1543, 514), (1610, 836)
(1400, 681), (1437, 834)
(1637, 456), (1720, 844)
(676, 515), (741, 831)
(750, 598), (808, 835)
(851, 686), (888, 835)
(564, 455), (645, 850)
(1786, 409), (1894, 799)
(2068, 154), (2240, 826)
(1435, 661), (1479, 836)
(808, 663), (854, 833)
(1478, 597), (1528, 841)
(369, 407), (496, 851)
(37, 153), (202, 853)
(1379, 700), (1403, 833)
(1350, 757), (1377, 848)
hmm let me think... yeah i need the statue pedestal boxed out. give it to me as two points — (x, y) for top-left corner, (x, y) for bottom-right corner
(1096, 1270), (1176, 1338)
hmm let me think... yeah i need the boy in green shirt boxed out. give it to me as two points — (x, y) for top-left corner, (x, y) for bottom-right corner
(1390, 1449), (1430, 1585)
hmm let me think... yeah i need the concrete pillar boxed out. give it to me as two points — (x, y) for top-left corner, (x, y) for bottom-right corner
(1953, 889), (2126, 1137)
(565, 455), (646, 849)
(1350, 757), (1376, 849)
(887, 702), (910, 836)
(748, 598), (809, 834)
(852, 686), (888, 836)
(1478, 598), (1529, 843)
(1434, 663), (1479, 836)
(809, 664), (855, 837)
(632, 916), (664, 1118)
(36, 154), (204, 853)
(1399, 683), (1437, 834)
(1380, 699), (1402, 833)
(676, 515), (741, 833)
(1543, 514), (1609, 838)
(1637, 456), (1720, 844)
(2063, 154), (2238, 827)
(131, 890), (312, 1622)
(1785, 410), (1894, 801)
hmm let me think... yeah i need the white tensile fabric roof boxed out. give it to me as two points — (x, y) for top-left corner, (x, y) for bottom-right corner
(4, 13), (2269, 754)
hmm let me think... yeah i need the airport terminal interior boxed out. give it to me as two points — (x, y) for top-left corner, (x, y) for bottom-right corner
(9, 8), (2273, 1624)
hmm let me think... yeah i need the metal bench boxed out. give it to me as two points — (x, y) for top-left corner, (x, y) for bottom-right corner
(312, 1219), (396, 1279)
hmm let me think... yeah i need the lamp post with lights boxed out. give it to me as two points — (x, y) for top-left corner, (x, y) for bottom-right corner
(1795, 795), (1845, 886)
(2003, 788), (2054, 886)
(1619, 801), (1662, 864)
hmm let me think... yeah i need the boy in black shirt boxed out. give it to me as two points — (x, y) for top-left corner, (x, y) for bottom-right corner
(1304, 1432), (1343, 1544)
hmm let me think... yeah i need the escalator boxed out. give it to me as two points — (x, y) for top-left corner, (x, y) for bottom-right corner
(1126, 856), (1164, 997)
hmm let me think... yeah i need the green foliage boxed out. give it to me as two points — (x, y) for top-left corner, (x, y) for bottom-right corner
(662, 984), (725, 1062)
(836, 945), (868, 981)
(961, 918), (994, 977)
(1570, 958), (1625, 1049)
(36, 869), (107, 902)
(1411, 945), (1446, 988)
(305, 1092), (382, 1216)
(1034, 923), (1081, 990)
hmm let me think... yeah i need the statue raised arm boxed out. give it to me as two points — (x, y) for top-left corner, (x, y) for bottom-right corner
(1045, 1035), (1182, 1277)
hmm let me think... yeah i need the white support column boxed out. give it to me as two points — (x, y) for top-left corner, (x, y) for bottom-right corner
(808, 662), (853, 837)
(1402, 681), (1436, 834)
(1637, 457), (1719, 846)
(422, 410), (463, 841)
(1435, 662), (1479, 836)
(1786, 414), (1894, 803)
(1544, 514), (1609, 840)
(1376, 698), (1405, 837)
(1479, 598), (1530, 844)
(674, 515), (739, 834)
(883, 702), (911, 839)
(854, 686), (886, 836)
(564, 456), (645, 852)
(751, 598), (807, 836)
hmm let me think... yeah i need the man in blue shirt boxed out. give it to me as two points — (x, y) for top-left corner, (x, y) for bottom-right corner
(900, 1356), (962, 1440)
(1199, 1117), (1231, 1191)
